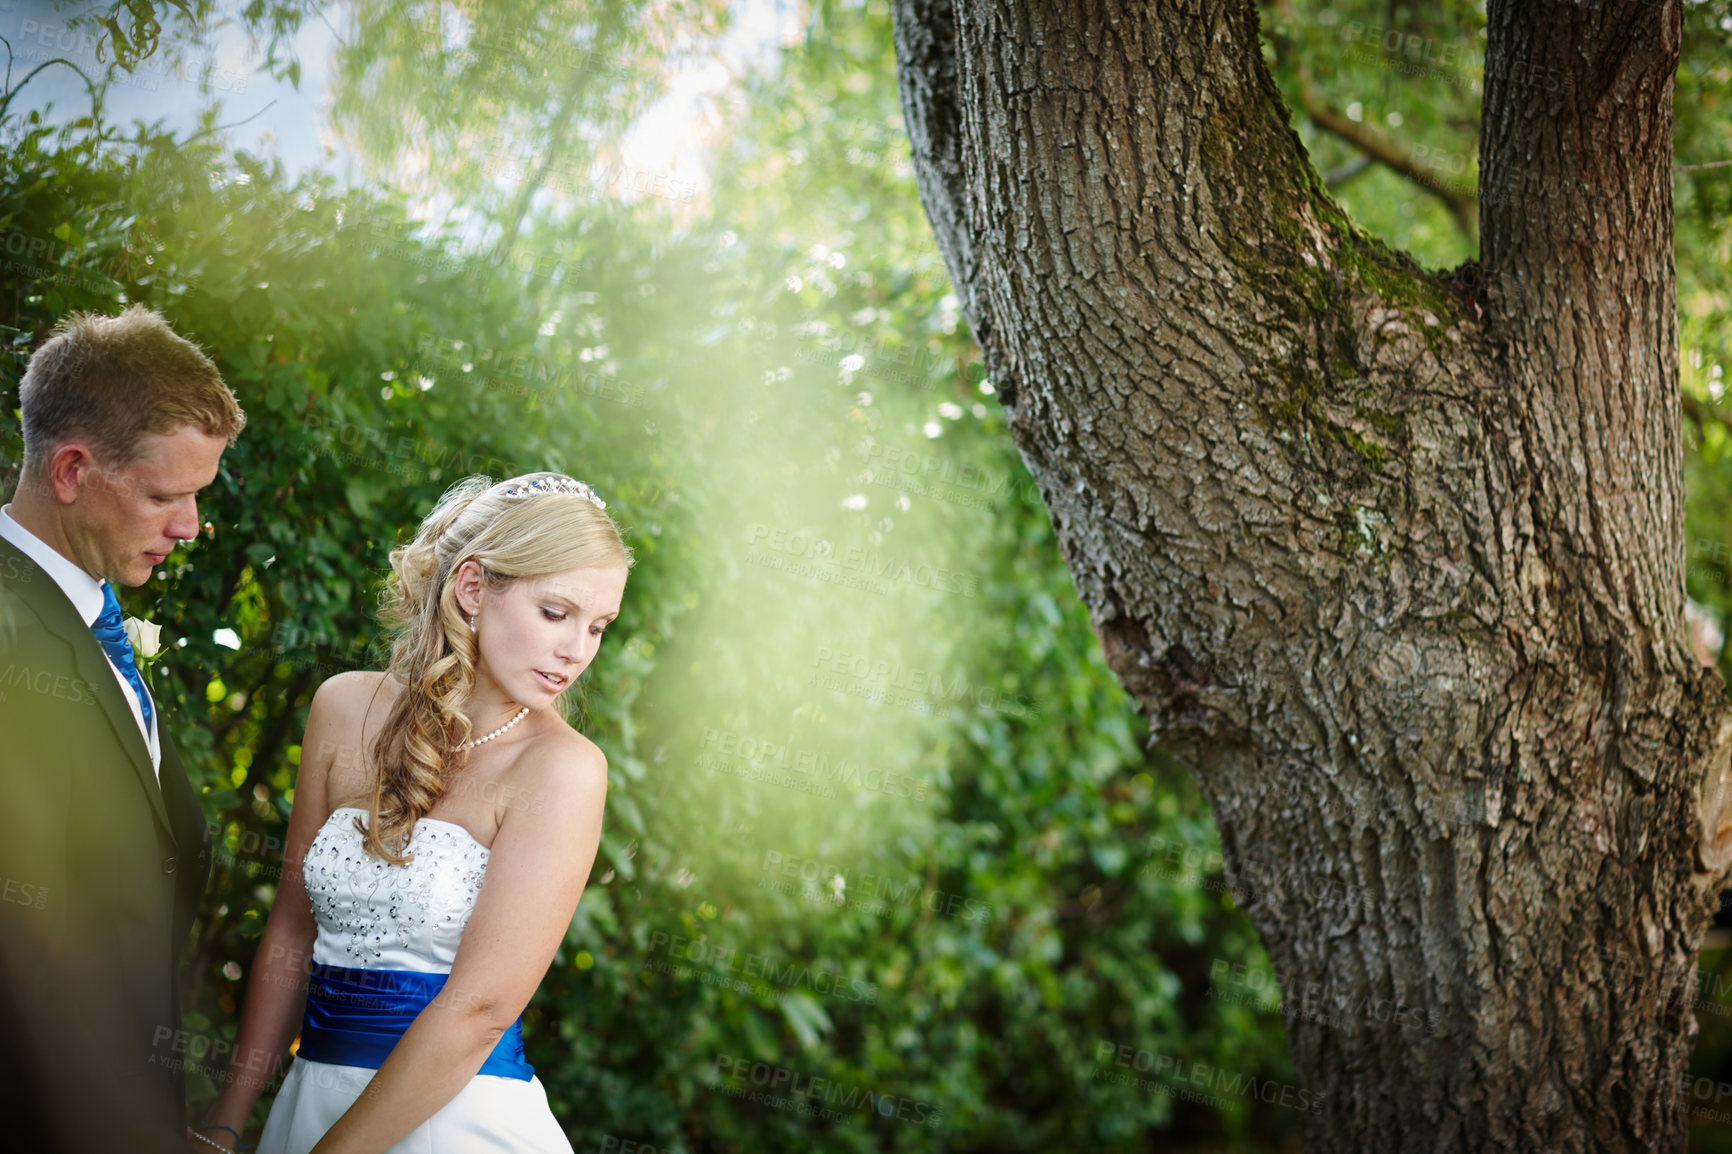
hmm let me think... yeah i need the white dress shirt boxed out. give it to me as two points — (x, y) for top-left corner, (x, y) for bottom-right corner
(0, 503), (161, 779)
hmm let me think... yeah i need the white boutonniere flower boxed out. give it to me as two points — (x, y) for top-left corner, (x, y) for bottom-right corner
(122, 616), (165, 663)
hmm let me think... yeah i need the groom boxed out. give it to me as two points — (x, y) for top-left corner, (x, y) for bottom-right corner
(0, 305), (246, 1152)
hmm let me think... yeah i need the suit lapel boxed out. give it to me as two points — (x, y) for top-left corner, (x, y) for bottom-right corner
(0, 537), (175, 843)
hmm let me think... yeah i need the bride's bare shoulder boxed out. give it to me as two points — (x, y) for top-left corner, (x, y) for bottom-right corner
(305, 671), (400, 801)
(509, 723), (609, 809)
(312, 669), (400, 719)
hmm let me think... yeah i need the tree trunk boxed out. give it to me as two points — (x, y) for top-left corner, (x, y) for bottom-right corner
(890, 0), (1732, 1148)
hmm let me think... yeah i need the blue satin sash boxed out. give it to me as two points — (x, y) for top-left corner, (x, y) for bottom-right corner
(296, 961), (534, 1081)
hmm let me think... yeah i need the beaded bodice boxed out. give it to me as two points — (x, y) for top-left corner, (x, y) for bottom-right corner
(302, 806), (490, 970)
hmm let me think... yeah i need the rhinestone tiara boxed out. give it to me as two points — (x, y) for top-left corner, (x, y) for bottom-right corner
(500, 475), (607, 510)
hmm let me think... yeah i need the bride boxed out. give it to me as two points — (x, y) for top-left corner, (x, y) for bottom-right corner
(188, 472), (632, 1154)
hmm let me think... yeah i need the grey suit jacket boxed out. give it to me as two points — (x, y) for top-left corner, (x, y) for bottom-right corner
(0, 534), (212, 1154)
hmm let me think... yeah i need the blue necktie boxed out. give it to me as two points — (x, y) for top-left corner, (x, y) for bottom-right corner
(92, 581), (153, 736)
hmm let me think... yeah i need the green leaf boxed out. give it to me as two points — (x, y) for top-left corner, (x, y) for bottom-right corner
(778, 991), (832, 1049)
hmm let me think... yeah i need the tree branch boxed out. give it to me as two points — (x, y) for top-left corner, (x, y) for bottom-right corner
(489, 0), (628, 267)
(1681, 390), (1732, 433)
(1322, 155), (1375, 188)
(1293, 70), (1479, 246)
(0, 49), (101, 125)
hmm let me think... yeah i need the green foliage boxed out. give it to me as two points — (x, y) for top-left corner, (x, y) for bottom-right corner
(11, 0), (1732, 1150)
(323, 0), (729, 246)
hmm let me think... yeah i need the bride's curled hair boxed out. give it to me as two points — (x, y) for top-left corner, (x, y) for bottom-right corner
(358, 471), (634, 864)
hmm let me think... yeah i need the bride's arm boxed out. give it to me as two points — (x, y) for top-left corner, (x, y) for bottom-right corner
(308, 734), (608, 1154)
(198, 676), (347, 1143)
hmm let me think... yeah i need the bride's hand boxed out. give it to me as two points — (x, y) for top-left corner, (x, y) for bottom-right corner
(186, 1123), (239, 1152)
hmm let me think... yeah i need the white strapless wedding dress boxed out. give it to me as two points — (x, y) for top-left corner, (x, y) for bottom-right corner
(255, 807), (573, 1154)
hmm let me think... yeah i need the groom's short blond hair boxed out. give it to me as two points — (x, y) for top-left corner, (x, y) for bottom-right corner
(18, 304), (247, 484)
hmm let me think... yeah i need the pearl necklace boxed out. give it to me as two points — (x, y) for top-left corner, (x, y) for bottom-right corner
(455, 705), (530, 751)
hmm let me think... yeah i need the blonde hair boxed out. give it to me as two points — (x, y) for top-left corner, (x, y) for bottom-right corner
(19, 304), (246, 483)
(358, 471), (634, 864)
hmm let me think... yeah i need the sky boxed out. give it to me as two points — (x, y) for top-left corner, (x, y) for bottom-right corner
(2, 0), (800, 216)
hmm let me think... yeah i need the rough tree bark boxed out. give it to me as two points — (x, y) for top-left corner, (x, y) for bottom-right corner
(890, 0), (1732, 1148)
